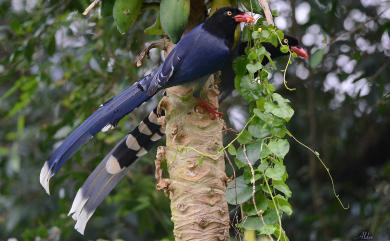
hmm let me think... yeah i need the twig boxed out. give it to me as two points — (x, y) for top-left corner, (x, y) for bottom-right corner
(258, 0), (274, 25)
(134, 37), (170, 67)
(83, 0), (100, 16)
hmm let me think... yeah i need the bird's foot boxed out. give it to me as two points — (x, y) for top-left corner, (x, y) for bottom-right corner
(195, 99), (223, 119)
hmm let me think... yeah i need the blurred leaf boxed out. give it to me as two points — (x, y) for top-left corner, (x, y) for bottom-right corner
(101, 0), (115, 17)
(160, 0), (190, 43)
(309, 49), (325, 68)
(144, 11), (164, 35)
(113, 0), (143, 34)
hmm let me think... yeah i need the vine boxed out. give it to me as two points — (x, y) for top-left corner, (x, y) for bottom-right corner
(224, 16), (348, 240)
(225, 22), (296, 241)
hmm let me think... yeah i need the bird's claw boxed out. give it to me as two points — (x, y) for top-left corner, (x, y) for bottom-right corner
(195, 100), (223, 120)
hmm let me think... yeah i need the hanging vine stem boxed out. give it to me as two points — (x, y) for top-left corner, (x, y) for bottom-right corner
(287, 131), (350, 210)
(282, 52), (296, 91)
(243, 145), (274, 241)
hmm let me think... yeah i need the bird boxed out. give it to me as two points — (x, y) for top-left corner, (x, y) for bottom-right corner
(40, 7), (255, 195)
(66, 35), (308, 234)
(39, 6), (309, 234)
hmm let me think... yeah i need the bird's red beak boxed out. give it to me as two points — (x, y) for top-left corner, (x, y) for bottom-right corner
(234, 13), (255, 23)
(290, 46), (309, 60)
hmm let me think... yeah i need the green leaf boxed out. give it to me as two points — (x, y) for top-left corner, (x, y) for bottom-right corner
(269, 33), (279, 47)
(246, 62), (263, 73)
(242, 193), (269, 216)
(275, 226), (290, 241)
(263, 208), (278, 225)
(101, 0), (115, 17)
(275, 194), (293, 215)
(241, 0), (263, 14)
(248, 123), (270, 139)
(274, 181), (292, 198)
(160, 0), (190, 43)
(261, 30), (270, 39)
(225, 176), (253, 205)
(113, 0), (143, 34)
(267, 139), (290, 159)
(144, 11), (164, 35)
(265, 162), (286, 181)
(238, 217), (263, 231)
(260, 143), (271, 159)
(46, 35), (56, 56)
(236, 143), (260, 165)
(233, 56), (249, 76)
(280, 45), (289, 54)
(227, 144), (237, 155)
(309, 49), (325, 68)
(258, 159), (270, 172)
(237, 130), (253, 144)
(260, 224), (276, 235)
(254, 110), (278, 125)
(264, 93), (294, 121)
(24, 39), (35, 62)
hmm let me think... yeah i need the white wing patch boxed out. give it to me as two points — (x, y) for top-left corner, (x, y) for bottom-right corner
(101, 124), (114, 133)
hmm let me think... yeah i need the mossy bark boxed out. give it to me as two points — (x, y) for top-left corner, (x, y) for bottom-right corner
(156, 76), (230, 241)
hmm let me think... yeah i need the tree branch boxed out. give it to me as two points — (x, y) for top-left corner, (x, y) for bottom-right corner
(134, 37), (171, 67)
(83, 0), (100, 16)
(258, 0), (274, 25)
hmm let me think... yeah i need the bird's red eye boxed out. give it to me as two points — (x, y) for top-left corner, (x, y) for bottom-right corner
(283, 38), (289, 44)
(226, 11), (232, 16)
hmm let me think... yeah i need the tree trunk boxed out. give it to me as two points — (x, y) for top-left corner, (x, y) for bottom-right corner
(156, 75), (230, 241)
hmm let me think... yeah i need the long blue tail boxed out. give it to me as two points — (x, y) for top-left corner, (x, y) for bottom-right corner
(68, 108), (165, 234)
(40, 74), (154, 194)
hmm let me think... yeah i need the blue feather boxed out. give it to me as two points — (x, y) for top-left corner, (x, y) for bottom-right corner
(40, 75), (154, 194)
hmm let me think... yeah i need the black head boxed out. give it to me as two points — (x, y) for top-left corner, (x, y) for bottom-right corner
(261, 35), (309, 60)
(204, 7), (254, 47)
(283, 35), (309, 59)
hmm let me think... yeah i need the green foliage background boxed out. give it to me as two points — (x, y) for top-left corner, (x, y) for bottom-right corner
(0, 0), (389, 240)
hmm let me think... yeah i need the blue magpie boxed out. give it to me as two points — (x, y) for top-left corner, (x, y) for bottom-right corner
(40, 8), (255, 194)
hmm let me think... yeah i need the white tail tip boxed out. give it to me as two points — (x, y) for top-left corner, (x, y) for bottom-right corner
(39, 162), (51, 195)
